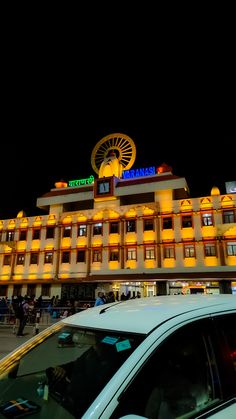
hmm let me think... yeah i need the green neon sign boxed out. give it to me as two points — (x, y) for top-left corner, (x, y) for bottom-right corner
(68, 175), (94, 187)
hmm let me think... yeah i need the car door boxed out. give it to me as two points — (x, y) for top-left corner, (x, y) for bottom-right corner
(104, 317), (234, 419)
(205, 312), (236, 419)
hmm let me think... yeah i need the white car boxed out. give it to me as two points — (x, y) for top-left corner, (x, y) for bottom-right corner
(0, 294), (235, 419)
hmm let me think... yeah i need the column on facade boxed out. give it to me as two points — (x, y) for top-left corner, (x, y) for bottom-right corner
(54, 223), (62, 280)
(217, 237), (226, 266)
(136, 209), (144, 269)
(120, 218), (125, 269)
(9, 243), (16, 281)
(86, 222), (92, 276)
(155, 213), (161, 268)
(102, 213), (110, 265)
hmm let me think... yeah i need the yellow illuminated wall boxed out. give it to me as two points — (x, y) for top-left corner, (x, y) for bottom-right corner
(204, 256), (218, 266)
(144, 259), (156, 269)
(163, 258), (175, 268)
(183, 258), (196, 267)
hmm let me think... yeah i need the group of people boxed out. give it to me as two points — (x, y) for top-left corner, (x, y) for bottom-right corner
(94, 290), (141, 306)
(1, 291), (143, 333)
(94, 291), (115, 306)
(120, 290), (141, 300)
(12, 294), (46, 336)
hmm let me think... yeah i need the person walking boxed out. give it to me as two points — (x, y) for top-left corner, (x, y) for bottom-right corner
(15, 296), (30, 336)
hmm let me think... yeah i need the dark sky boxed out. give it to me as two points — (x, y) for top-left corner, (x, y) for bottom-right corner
(1, 114), (235, 220)
(1, 25), (235, 220)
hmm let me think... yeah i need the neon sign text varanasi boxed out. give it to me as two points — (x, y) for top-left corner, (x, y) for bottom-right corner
(68, 175), (94, 187)
(122, 166), (156, 179)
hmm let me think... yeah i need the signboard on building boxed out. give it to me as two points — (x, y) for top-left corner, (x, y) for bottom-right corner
(122, 166), (156, 179)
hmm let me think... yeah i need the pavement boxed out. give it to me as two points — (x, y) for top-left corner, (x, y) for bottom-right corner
(0, 323), (52, 360)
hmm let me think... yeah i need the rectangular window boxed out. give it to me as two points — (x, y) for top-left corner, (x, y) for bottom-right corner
(19, 230), (27, 241)
(144, 218), (154, 231)
(32, 228), (41, 240)
(93, 223), (102, 235)
(162, 217), (173, 229)
(184, 244), (195, 258)
(163, 245), (175, 258)
(145, 246), (155, 259)
(3, 254), (11, 265)
(61, 251), (70, 263)
(126, 220), (136, 233)
(46, 226), (55, 239)
(182, 215), (192, 228)
(215, 314), (236, 375)
(16, 253), (25, 265)
(109, 248), (119, 261)
(78, 224), (87, 237)
(223, 210), (235, 223)
(204, 243), (216, 256)
(30, 252), (39, 264)
(226, 242), (236, 256)
(63, 225), (72, 238)
(41, 284), (50, 297)
(77, 250), (86, 262)
(127, 247), (137, 260)
(6, 231), (14, 242)
(202, 213), (213, 226)
(44, 251), (53, 264)
(110, 221), (119, 234)
(92, 249), (102, 262)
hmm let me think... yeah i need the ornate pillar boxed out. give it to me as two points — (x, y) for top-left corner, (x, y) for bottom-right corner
(217, 236), (226, 266)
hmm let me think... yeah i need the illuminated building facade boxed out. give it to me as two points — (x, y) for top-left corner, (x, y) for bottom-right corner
(0, 133), (236, 301)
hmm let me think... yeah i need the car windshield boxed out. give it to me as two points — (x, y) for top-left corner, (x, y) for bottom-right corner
(0, 323), (144, 418)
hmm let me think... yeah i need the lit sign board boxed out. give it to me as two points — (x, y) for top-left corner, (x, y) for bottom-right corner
(225, 181), (236, 194)
(122, 166), (156, 179)
(68, 175), (94, 187)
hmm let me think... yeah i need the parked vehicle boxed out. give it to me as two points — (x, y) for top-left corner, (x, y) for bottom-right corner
(0, 294), (235, 418)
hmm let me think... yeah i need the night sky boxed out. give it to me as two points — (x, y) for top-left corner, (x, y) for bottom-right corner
(1, 32), (235, 220)
(1, 116), (235, 221)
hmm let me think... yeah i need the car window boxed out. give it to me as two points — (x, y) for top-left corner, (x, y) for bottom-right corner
(110, 319), (222, 419)
(213, 313), (236, 391)
(0, 326), (144, 418)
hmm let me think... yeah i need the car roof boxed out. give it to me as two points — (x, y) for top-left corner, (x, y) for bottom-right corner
(63, 294), (236, 334)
